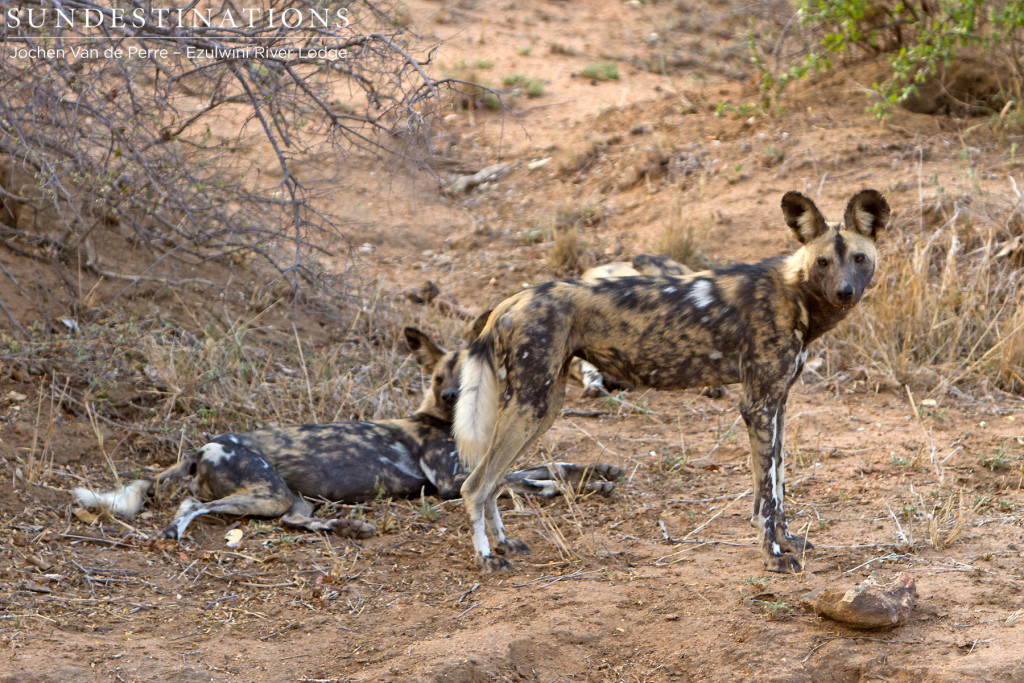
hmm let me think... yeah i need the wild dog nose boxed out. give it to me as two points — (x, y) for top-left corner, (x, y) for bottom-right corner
(441, 388), (459, 403)
(836, 283), (854, 301)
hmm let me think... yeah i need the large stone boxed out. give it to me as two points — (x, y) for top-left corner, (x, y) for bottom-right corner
(804, 572), (917, 629)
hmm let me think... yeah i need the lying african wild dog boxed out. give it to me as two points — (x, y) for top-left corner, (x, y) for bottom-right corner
(455, 190), (890, 573)
(75, 328), (621, 539)
(571, 254), (724, 399)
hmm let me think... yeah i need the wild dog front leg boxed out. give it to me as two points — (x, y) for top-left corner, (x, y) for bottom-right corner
(160, 490), (294, 539)
(770, 402), (813, 556)
(281, 498), (376, 538)
(740, 392), (803, 573)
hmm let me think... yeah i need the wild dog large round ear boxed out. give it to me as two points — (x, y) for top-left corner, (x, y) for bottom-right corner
(844, 189), (891, 240)
(780, 191), (827, 244)
(404, 327), (445, 368)
(404, 326), (425, 350)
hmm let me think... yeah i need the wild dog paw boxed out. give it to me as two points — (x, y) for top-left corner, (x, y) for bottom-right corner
(587, 480), (616, 496)
(581, 383), (607, 398)
(480, 554), (514, 573)
(764, 552), (803, 574)
(778, 531), (814, 554)
(699, 385), (727, 399)
(593, 463), (623, 480)
(159, 524), (181, 540)
(328, 518), (376, 539)
(494, 538), (530, 556)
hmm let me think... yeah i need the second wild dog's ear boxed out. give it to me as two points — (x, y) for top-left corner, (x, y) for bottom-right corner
(404, 327), (445, 371)
(467, 309), (492, 339)
(781, 191), (828, 244)
(844, 189), (890, 240)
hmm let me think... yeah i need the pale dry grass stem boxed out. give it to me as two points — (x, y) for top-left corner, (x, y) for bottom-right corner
(904, 386), (940, 477)
(24, 377), (59, 486)
(526, 497), (576, 562)
(85, 401), (122, 488)
(928, 490), (974, 550)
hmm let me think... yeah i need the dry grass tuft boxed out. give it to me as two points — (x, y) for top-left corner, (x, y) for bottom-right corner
(526, 496), (576, 562)
(547, 201), (604, 274)
(653, 195), (711, 270)
(549, 225), (586, 273)
(928, 490), (973, 550)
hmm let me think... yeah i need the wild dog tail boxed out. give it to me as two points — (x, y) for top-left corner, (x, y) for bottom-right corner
(453, 333), (499, 471)
(73, 451), (199, 518)
(73, 478), (153, 517)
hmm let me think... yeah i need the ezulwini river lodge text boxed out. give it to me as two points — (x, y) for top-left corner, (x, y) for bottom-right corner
(10, 44), (350, 61)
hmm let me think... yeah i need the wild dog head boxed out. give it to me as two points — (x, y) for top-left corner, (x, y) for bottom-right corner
(404, 311), (492, 423)
(782, 189), (890, 310)
(404, 327), (463, 422)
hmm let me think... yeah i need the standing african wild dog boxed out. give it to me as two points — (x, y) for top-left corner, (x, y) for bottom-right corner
(75, 328), (621, 538)
(454, 190), (890, 573)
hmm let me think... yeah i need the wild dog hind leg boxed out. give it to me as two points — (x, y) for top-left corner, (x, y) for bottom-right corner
(460, 406), (540, 571)
(461, 404), (563, 571)
(161, 442), (294, 539)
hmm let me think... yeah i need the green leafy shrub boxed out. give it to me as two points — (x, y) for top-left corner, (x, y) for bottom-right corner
(793, 0), (1022, 117)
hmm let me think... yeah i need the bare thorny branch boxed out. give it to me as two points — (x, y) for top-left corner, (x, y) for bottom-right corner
(0, 0), (446, 296)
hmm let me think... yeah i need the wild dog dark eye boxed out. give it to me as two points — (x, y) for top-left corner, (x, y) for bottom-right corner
(816, 257), (828, 267)
(854, 253), (865, 263)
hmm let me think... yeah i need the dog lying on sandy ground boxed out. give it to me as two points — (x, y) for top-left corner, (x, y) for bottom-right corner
(75, 327), (622, 539)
